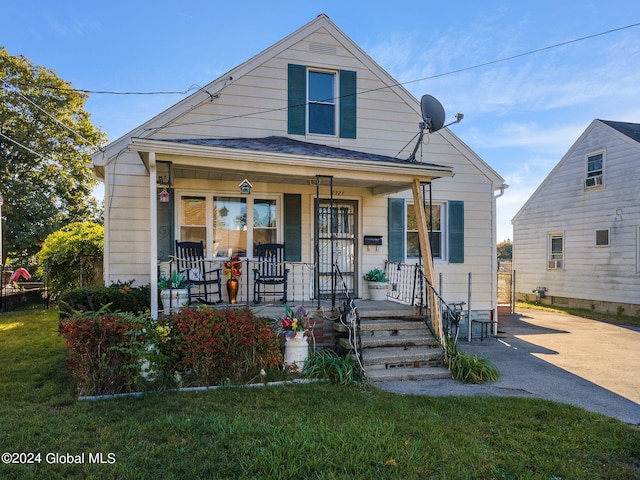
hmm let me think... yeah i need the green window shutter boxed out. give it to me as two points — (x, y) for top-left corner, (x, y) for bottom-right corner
(283, 194), (302, 261)
(339, 70), (357, 138)
(448, 200), (464, 263)
(388, 198), (405, 263)
(288, 64), (306, 135)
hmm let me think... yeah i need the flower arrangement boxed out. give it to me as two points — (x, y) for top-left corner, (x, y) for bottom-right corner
(224, 255), (242, 279)
(278, 305), (310, 339)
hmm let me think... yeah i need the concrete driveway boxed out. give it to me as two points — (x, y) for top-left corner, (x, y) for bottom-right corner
(377, 307), (640, 425)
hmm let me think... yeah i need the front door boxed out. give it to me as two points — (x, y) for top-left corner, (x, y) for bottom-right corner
(315, 199), (358, 299)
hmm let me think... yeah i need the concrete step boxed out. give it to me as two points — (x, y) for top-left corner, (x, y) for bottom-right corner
(339, 334), (439, 350)
(360, 345), (443, 368)
(333, 318), (424, 333)
(365, 365), (451, 382)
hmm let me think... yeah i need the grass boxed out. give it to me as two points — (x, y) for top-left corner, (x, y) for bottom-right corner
(1, 308), (639, 479)
(516, 301), (640, 328)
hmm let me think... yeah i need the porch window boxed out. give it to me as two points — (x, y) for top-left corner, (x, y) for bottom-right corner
(178, 194), (280, 259)
(213, 197), (247, 257)
(180, 196), (207, 249)
(406, 203), (443, 260)
(548, 233), (564, 270)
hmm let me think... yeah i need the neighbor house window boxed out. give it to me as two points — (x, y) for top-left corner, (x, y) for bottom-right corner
(406, 203), (443, 260)
(595, 229), (609, 247)
(179, 194), (279, 259)
(548, 233), (564, 269)
(585, 151), (604, 188)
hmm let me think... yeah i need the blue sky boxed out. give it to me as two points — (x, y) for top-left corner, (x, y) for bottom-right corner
(3, 0), (640, 242)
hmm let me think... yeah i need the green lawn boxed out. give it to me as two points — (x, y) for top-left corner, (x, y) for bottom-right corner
(1, 308), (639, 479)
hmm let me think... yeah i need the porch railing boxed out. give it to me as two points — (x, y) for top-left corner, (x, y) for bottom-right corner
(334, 262), (363, 372)
(160, 257), (329, 308)
(386, 262), (464, 347)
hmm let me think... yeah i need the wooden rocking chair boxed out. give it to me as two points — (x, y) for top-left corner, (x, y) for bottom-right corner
(253, 243), (289, 304)
(175, 241), (222, 305)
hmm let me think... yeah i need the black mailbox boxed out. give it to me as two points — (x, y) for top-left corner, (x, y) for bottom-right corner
(364, 235), (382, 246)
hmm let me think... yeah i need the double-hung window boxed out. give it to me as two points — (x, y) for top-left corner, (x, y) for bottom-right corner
(585, 151), (604, 188)
(288, 64), (356, 138)
(406, 203), (444, 260)
(548, 233), (564, 270)
(308, 71), (335, 135)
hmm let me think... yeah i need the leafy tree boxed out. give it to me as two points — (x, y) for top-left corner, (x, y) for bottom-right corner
(36, 221), (104, 298)
(0, 47), (107, 267)
(497, 240), (512, 260)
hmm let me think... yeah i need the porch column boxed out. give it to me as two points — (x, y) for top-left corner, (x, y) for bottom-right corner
(149, 151), (159, 319)
(411, 179), (443, 341)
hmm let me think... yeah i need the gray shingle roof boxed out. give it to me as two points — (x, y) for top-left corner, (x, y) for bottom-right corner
(162, 136), (446, 167)
(600, 120), (640, 144)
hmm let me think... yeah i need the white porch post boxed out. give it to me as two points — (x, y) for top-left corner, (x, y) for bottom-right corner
(149, 151), (159, 319)
(411, 179), (443, 341)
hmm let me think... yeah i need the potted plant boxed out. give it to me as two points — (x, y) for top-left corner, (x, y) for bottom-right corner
(364, 268), (389, 301)
(276, 305), (311, 370)
(158, 270), (191, 314)
(224, 254), (242, 304)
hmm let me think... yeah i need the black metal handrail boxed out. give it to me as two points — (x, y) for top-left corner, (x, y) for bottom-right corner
(334, 262), (363, 373)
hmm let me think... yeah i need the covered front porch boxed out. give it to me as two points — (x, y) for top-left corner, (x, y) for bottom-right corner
(132, 136), (453, 340)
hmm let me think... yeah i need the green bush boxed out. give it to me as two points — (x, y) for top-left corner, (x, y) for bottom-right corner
(58, 282), (150, 319)
(36, 222), (104, 299)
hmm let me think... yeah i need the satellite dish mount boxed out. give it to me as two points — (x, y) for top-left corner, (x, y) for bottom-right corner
(408, 94), (463, 162)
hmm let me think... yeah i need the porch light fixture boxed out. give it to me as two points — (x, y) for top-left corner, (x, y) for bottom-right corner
(238, 179), (253, 195)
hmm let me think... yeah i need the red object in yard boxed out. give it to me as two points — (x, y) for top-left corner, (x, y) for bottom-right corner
(9, 268), (31, 283)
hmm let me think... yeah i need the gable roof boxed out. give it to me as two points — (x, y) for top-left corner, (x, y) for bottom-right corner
(512, 118), (640, 224)
(599, 120), (640, 144)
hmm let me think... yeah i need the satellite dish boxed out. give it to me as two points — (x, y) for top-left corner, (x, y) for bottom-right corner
(420, 95), (446, 133)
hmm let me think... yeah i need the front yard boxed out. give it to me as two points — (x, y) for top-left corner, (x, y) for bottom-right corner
(1, 308), (639, 479)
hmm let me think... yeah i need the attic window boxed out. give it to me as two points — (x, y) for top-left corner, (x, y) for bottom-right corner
(585, 152), (604, 188)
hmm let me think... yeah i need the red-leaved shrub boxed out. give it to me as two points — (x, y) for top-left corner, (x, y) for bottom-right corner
(59, 312), (149, 396)
(168, 307), (282, 386)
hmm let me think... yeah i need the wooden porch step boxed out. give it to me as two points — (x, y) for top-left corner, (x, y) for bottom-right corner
(365, 365), (451, 382)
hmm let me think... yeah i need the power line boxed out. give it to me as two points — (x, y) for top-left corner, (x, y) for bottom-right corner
(0, 130), (49, 161)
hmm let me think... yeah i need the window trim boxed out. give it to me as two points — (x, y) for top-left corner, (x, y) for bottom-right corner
(585, 150), (605, 190)
(176, 190), (282, 259)
(548, 232), (564, 270)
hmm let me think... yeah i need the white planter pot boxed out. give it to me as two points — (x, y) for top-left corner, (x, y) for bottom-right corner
(285, 331), (309, 370)
(160, 288), (189, 314)
(368, 281), (389, 301)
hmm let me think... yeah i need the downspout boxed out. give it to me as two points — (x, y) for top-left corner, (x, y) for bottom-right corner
(492, 183), (509, 335)
(149, 152), (159, 319)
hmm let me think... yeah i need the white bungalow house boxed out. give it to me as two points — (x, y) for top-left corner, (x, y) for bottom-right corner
(512, 119), (640, 315)
(91, 14), (505, 332)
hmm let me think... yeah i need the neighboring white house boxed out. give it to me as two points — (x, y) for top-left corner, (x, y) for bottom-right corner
(512, 119), (640, 315)
(91, 14), (505, 325)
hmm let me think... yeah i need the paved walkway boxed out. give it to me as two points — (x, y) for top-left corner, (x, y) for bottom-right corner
(377, 308), (640, 425)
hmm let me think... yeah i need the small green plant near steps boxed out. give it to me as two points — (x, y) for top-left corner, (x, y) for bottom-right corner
(445, 336), (500, 384)
(303, 349), (361, 386)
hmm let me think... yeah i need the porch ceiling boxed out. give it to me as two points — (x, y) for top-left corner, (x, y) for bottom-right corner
(132, 136), (454, 195)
